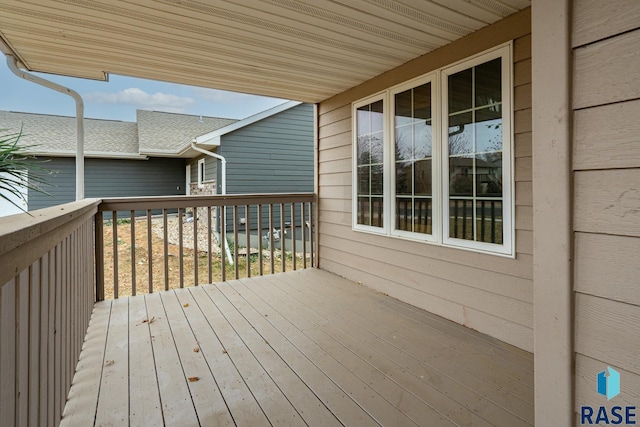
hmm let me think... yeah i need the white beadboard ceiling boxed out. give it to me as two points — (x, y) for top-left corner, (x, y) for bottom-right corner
(0, 0), (531, 103)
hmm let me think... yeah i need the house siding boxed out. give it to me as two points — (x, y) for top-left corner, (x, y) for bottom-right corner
(218, 103), (314, 195)
(28, 157), (186, 210)
(317, 9), (533, 350)
(572, 0), (640, 414)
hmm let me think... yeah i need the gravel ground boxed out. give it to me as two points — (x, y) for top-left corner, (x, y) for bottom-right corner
(151, 216), (223, 255)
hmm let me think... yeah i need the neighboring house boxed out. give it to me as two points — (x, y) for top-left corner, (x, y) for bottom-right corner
(0, 110), (236, 212)
(0, 104), (313, 214)
(1, 1), (638, 424)
(187, 101), (314, 196)
(187, 101), (314, 234)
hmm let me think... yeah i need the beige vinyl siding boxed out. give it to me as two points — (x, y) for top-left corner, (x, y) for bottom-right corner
(317, 9), (533, 351)
(572, 0), (640, 414)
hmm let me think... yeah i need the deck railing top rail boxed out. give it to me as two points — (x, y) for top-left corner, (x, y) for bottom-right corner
(0, 198), (100, 286)
(99, 193), (316, 211)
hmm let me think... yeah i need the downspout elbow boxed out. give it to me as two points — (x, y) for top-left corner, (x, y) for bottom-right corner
(190, 141), (226, 195)
(6, 54), (85, 200)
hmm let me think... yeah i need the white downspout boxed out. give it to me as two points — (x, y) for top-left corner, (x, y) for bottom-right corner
(190, 141), (226, 195)
(6, 55), (85, 200)
(190, 141), (233, 264)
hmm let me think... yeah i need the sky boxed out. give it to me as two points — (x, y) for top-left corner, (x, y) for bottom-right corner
(0, 63), (288, 122)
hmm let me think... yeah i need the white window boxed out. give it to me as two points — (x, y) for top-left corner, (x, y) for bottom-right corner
(390, 75), (437, 243)
(352, 45), (513, 256)
(352, 95), (385, 233)
(197, 158), (205, 189)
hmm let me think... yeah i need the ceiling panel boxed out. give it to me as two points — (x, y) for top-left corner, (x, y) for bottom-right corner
(0, 0), (530, 103)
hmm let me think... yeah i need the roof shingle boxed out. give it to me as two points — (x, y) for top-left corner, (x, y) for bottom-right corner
(0, 110), (139, 156)
(137, 110), (236, 154)
(0, 110), (238, 157)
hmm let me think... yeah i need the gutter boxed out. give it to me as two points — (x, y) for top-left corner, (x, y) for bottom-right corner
(28, 150), (148, 160)
(6, 55), (86, 200)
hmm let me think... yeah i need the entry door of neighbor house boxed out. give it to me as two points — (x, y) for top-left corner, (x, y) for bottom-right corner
(186, 164), (191, 196)
(0, 171), (28, 217)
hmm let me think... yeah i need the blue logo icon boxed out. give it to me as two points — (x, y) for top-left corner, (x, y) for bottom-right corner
(597, 366), (621, 400)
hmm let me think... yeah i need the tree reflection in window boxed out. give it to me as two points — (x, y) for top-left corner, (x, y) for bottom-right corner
(356, 100), (384, 227)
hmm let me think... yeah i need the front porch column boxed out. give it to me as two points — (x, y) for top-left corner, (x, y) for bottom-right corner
(532, 0), (574, 425)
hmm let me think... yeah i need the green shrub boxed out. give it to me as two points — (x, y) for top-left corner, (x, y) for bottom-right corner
(0, 129), (52, 213)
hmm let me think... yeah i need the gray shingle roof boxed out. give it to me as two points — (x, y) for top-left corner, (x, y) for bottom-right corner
(0, 111), (139, 156)
(0, 110), (239, 158)
(137, 110), (237, 154)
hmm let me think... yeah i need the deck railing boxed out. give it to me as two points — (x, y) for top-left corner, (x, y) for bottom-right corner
(95, 193), (317, 300)
(0, 193), (316, 425)
(0, 199), (99, 426)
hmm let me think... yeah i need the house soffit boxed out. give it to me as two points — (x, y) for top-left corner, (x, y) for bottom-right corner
(0, 0), (530, 103)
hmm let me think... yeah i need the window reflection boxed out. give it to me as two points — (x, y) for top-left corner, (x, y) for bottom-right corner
(356, 100), (385, 228)
(447, 57), (503, 243)
(394, 81), (432, 235)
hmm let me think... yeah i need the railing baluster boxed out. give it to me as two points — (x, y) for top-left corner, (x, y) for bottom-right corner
(163, 209), (169, 291)
(246, 205), (251, 278)
(453, 200), (458, 238)
(207, 206), (212, 284)
(130, 210), (136, 296)
(291, 203), (297, 271)
(147, 210), (153, 294)
(233, 205), (239, 279)
(491, 201), (496, 243)
(480, 201), (486, 242)
(280, 203), (286, 273)
(95, 211), (104, 301)
(220, 206), (226, 282)
(112, 211), (118, 299)
(462, 201), (467, 239)
(302, 202), (307, 269)
(193, 206), (198, 286)
(257, 204), (264, 276)
(179, 208), (184, 288)
(269, 204), (275, 274)
(310, 201), (315, 268)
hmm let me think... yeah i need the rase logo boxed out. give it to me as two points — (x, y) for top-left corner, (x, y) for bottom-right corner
(599, 367), (621, 400)
(581, 367), (636, 425)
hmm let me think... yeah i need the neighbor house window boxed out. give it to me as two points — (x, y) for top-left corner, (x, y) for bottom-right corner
(197, 158), (205, 189)
(351, 45), (513, 256)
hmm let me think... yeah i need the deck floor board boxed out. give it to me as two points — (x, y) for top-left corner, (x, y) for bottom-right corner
(62, 269), (534, 427)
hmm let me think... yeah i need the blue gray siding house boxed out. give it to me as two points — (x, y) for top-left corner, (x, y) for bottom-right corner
(188, 102), (315, 233)
(188, 101), (314, 195)
(0, 102), (313, 216)
(0, 110), (236, 212)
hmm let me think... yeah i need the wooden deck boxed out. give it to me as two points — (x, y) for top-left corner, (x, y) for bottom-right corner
(61, 269), (534, 427)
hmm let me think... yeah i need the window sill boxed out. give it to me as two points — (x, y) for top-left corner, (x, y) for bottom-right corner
(352, 226), (515, 259)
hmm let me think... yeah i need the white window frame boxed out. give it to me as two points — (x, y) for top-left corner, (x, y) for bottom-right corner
(389, 73), (440, 243)
(352, 92), (389, 235)
(185, 164), (191, 195)
(197, 158), (205, 189)
(351, 43), (514, 257)
(441, 45), (513, 255)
